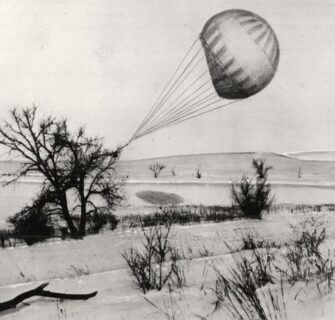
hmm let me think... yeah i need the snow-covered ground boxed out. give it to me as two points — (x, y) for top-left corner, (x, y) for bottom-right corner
(1, 209), (335, 319)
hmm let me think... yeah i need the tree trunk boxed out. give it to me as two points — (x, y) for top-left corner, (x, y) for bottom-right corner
(63, 212), (78, 237)
(78, 179), (86, 237)
(59, 194), (78, 238)
(79, 200), (87, 237)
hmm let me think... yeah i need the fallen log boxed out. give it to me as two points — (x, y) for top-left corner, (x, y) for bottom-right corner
(0, 282), (97, 312)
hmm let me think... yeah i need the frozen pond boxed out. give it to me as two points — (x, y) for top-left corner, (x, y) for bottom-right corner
(0, 181), (335, 223)
(125, 182), (335, 207)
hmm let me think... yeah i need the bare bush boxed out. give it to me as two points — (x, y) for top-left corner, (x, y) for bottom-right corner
(122, 223), (185, 293)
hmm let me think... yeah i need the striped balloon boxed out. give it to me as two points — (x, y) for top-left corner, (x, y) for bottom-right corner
(200, 9), (279, 99)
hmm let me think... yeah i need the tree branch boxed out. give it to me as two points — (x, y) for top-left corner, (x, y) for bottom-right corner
(0, 282), (97, 312)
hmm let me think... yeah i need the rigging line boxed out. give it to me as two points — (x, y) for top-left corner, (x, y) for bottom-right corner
(140, 91), (218, 136)
(146, 82), (213, 128)
(133, 45), (203, 139)
(140, 53), (205, 135)
(134, 99), (241, 140)
(135, 48), (204, 136)
(142, 93), (218, 134)
(157, 92), (218, 125)
(137, 97), (224, 138)
(135, 94), (219, 138)
(144, 72), (211, 128)
(135, 95), (215, 139)
(135, 96), (222, 139)
(131, 38), (200, 139)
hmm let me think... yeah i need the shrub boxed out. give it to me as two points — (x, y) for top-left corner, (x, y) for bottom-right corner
(122, 223), (185, 293)
(231, 159), (274, 219)
(8, 204), (54, 246)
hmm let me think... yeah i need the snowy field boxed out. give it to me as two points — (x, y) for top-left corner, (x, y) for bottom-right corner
(2, 153), (335, 319)
(1, 209), (335, 319)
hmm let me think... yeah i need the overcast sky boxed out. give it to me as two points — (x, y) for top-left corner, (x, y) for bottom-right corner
(0, 0), (334, 160)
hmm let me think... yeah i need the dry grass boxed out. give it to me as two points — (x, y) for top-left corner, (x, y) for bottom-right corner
(213, 247), (286, 320)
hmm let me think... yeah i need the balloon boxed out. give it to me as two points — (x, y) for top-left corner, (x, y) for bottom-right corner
(131, 9), (280, 141)
(200, 9), (279, 99)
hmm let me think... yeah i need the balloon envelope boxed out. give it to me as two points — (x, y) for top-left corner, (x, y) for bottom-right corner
(200, 9), (279, 99)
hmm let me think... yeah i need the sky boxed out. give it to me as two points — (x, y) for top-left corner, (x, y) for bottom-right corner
(0, 0), (334, 160)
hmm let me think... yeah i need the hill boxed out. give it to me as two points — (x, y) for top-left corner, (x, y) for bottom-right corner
(2, 152), (335, 185)
(287, 151), (335, 161)
(118, 152), (335, 184)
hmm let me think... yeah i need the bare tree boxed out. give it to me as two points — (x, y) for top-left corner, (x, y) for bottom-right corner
(149, 162), (166, 179)
(0, 106), (124, 238)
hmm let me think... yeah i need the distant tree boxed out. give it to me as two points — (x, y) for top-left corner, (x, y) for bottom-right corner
(0, 107), (124, 238)
(149, 162), (166, 178)
(298, 167), (302, 178)
(231, 159), (274, 219)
